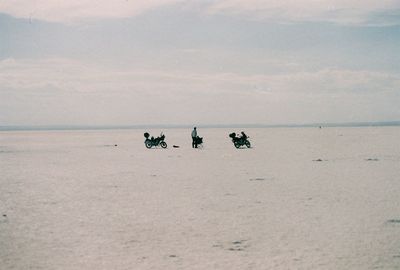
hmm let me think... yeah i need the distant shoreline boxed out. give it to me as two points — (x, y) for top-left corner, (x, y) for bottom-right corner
(1, 121), (400, 131)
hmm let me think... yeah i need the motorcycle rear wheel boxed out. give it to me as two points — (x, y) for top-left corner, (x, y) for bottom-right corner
(234, 141), (241, 148)
(145, 140), (152, 149)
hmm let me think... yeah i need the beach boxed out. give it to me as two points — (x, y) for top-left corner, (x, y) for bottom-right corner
(1, 127), (400, 269)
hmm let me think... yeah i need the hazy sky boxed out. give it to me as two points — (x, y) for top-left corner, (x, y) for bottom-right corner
(1, 0), (400, 126)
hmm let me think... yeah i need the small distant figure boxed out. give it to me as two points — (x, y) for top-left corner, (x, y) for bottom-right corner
(191, 127), (198, 148)
(241, 131), (248, 140)
(191, 127), (203, 148)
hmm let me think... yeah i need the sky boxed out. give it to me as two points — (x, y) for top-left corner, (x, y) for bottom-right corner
(1, 0), (400, 126)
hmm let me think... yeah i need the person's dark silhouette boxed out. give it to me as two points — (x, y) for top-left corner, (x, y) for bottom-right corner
(241, 131), (248, 140)
(191, 127), (198, 148)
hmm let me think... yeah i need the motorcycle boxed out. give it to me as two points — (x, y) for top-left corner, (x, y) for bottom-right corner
(144, 132), (167, 149)
(229, 132), (251, 148)
(193, 136), (204, 148)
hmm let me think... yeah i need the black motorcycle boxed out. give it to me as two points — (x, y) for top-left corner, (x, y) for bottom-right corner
(144, 132), (167, 149)
(229, 132), (251, 148)
(193, 136), (203, 148)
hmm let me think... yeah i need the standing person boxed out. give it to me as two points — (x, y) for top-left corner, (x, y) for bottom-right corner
(191, 127), (198, 148)
(241, 131), (248, 140)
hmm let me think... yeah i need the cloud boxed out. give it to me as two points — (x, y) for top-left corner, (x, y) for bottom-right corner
(0, 0), (182, 23)
(207, 0), (400, 26)
(1, 58), (398, 94)
(1, 0), (399, 25)
(1, 58), (399, 125)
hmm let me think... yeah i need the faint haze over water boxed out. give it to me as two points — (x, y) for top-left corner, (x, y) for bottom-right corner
(1, 1), (400, 126)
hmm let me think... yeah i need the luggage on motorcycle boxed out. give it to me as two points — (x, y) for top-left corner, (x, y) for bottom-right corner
(144, 132), (150, 139)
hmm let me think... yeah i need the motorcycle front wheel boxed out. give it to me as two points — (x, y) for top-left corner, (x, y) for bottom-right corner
(145, 140), (152, 149)
(160, 141), (167, 148)
(245, 140), (251, 148)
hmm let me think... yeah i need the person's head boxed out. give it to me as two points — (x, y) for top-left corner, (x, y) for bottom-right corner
(194, 127), (197, 130)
